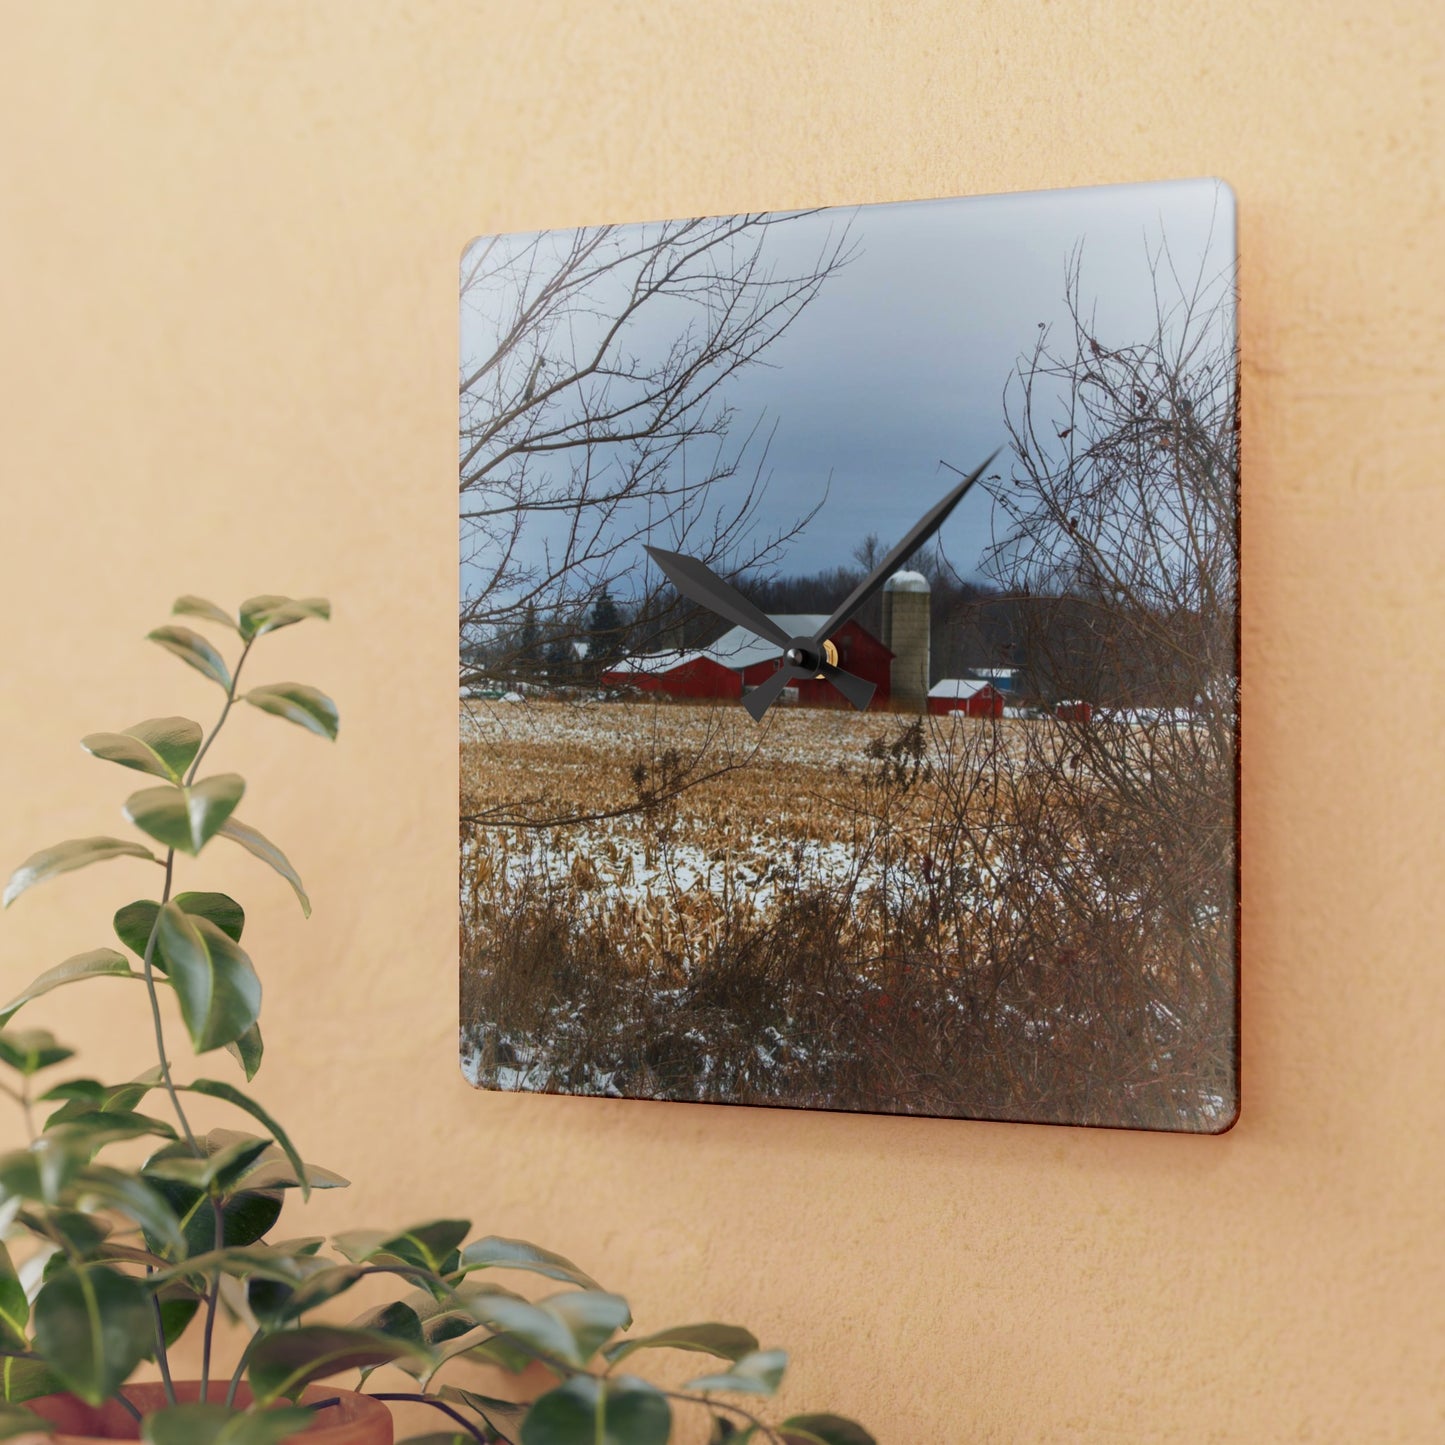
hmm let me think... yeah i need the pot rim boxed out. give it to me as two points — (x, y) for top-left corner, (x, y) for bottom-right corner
(18, 1380), (393, 1442)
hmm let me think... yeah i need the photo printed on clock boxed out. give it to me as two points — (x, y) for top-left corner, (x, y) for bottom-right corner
(460, 179), (1239, 1133)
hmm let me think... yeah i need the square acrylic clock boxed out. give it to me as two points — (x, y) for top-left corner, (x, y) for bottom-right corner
(460, 179), (1239, 1133)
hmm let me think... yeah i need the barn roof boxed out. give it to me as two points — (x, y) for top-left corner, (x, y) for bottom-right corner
(701, 615), (830, 671)
(602, 649), (713, 676)
(929, 677), (998, 699)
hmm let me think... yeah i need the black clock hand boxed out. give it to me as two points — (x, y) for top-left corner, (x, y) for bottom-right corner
(645, 546), (795, 650)
(809, 449), (999, 647)
(742, 652), (875, 722)
(648, 545), (876, 719)
(742, 664), (800, 721)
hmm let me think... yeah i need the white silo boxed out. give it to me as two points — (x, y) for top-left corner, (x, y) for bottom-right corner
(882, 570), (930, 712)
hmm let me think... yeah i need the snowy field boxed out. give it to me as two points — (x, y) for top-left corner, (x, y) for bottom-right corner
(458, 699), (1236, 1131)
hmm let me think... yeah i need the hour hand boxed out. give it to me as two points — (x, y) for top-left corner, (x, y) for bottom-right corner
(645, 547), (794, 650)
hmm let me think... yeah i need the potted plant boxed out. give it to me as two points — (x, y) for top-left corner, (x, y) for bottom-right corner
(0, 594), (875, 1445)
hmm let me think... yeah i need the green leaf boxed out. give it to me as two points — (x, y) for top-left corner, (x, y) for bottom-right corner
(778, 1415), (878, 1445)
(467, 1295), (576, 1367)
(32, 1263), (151, 1404)
(334, 1220), (470, 1274)
(521, 1375), (671, 1445)
(710, 1419), (756, 1445)
(124, 775), (246, 857)
(142, 1401), (315, 1445)
(0, 1029), (74, 1076)
(178, 1080), (310, 1200)
(543, 1291), (631, 1363)
(46, 1209), (115, 1249)
(458, 1236), (601, 1290)
(3, 838), (159, 909)
(171, 596), (241, 633)
(458, 1331), (538, 1375)
(115, 891), (245, 959)
(43, 1108), (179, 1160)
(0, 1404), (53, 1438)
(0, 1357), (66, 1405)
(244, 684), (339, 742)
(74, 1166), (186, 1256)
(604, 1322), (759, 1367)
(0, 949), (139, 1027)
(81, 717), (203, 783)
(148, 624), (232, 690)
(148, 1240), (324, 1287)
(225, 1022), (264, 1081)
(42, 1068), (164, 1121)
(396, 1436), (474, 1445)
(0, 1135), (86, 1203)
(440, 1386), (529, 1439)
(357, 1300), (426, 1348)
(146, 1180), (280, 1259)
(686, 1349), (788, 1396)
(243, 1261), (370, 1325)
(223, 1139), (347, 1193)
(155, 907), (261, 1053)
(217, 817), (310, 917)
(248, 1325), (428, 1404)
(239, 595), (330, 642)
(144, 1134), (273, 1192)
(0, 1246), (28, 1353)
(467, 1290), (628, 1370)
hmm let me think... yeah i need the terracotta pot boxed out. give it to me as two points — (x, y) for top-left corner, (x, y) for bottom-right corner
(18, 1382), (392, 1443)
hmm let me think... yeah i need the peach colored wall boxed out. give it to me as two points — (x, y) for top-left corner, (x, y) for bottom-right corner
(1, 3), (1441, 1440)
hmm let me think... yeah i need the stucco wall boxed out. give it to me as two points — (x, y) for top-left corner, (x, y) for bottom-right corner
(1, 4), (1441, 1439)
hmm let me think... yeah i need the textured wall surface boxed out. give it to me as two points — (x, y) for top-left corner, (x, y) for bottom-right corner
(1, 3), (1442, 1439)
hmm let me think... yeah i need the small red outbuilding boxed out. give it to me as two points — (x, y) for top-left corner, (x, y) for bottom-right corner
(927, 679), (1005, 718)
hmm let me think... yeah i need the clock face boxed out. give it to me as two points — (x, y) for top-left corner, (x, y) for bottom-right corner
(460, 180), (1239, 1133)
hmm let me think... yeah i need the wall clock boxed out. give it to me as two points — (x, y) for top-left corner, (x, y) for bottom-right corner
(460, 179), (1239, 1133)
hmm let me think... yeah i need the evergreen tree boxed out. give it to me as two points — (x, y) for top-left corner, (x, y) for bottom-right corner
(588, 588), (626, 667)
(517, 603), (541, 674)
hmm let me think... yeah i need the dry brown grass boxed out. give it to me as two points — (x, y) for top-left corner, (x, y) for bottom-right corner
(460, 699), (1235, 1131)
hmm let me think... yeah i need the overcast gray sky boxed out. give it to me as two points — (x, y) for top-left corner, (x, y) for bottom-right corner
(461, 178), (1234, 599)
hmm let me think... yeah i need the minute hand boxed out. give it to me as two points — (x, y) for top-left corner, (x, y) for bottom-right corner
(810, 449), (998, 645)
(645, 546), (795, 651)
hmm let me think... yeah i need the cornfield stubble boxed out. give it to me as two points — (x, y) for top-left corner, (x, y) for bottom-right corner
(460, 698), (1234, 1132)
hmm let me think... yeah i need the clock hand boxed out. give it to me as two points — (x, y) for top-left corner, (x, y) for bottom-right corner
(740, 453), (995, 720)
(645, 546), (795, 651)
(647, 546), (876, 716)
(742, 663), (803, 722)
(819, 660), (876, 711)
(741, 654), (876, 722)
(809, 449), (999, 648)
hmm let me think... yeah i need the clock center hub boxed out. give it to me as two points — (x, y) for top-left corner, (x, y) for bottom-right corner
(785, 638), (837, 677)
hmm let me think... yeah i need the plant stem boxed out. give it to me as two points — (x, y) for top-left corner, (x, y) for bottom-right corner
(138, 850), (199, 1155)
(365, 1393), (491, 1442)
(113, 1392), (144, 1424)
(146, 1268), (178, 1407)
(0, 1081), (35, 1143)
(186, 639), (254, 786)
(225, 1334), (258, 1408)
(144, 636), (255, 1398)
(199, 1191), (225, 1397)
(656, 1390), (786, 1445)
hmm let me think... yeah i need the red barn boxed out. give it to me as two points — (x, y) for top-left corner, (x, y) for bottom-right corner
(1054, 700), (1093, 723)
(601, 615), (893, 709)
(928, 678), (1005, 718)
(599, 650), (742, 702)
(706, 615), (893, 710)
